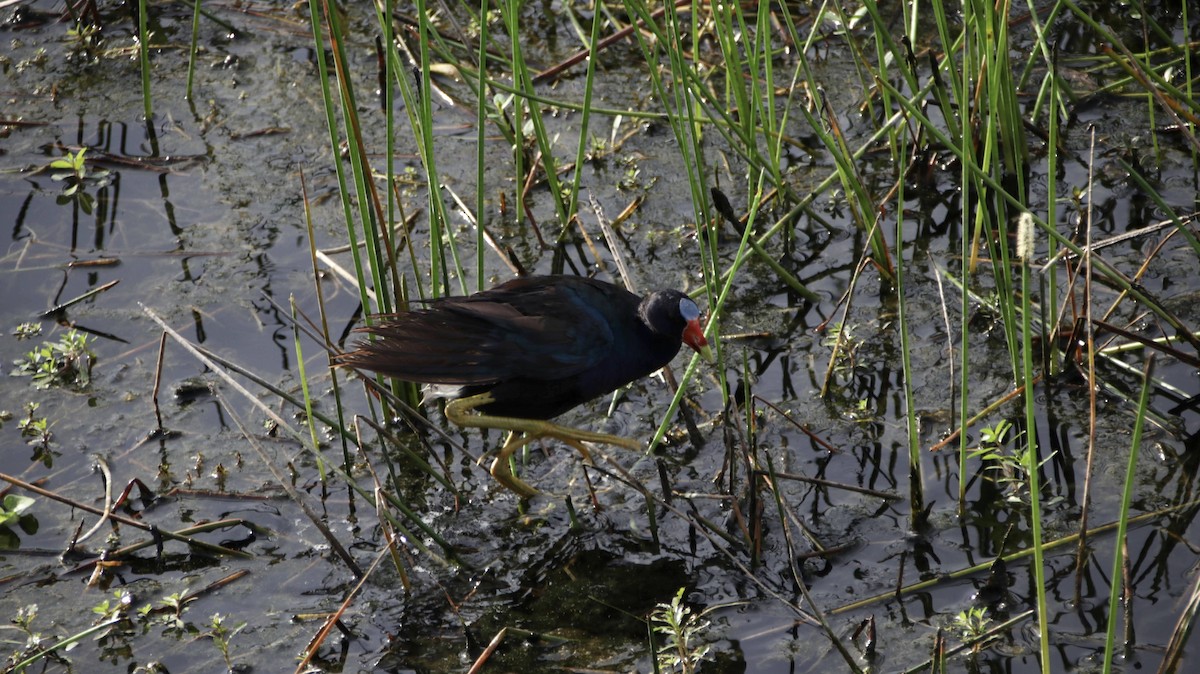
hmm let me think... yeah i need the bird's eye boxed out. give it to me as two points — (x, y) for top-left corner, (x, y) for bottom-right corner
(679, 298), (700, 321)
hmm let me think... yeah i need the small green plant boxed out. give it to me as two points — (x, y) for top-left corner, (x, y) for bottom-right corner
(953, 605), (990, 640)
(48, 147), (110, 213)
(618, 165), (643, 191)
(952, 605), (997, 653)
(13, 47), (49, 73)
(5, 604), (71, 671)
(822, 321), (860, 375)
(50, 147), (97, 190)
(586, 134), (610, 163)
(154, 592), (193, 635)
(967, 420), (1012, 464)
(206, 613), (245, 670)
(12, 322), (42, 340)
(7, 604), (46, 667)
(968, 420), (1054, 503)
(0, 494), (36, 530)
(651, 588), (711, 674)
(52, 147), (86, 181)
(64, 21), (103, 61)
(0, 494), (39, 548)
(91, 590), (139, 666)
(978, 420), (1012, 447)
(10, 603), (40, 638)
(616, 154), (655, 192)
(968, 420), (1022, 496)
(13, 328), (96, 390)
(18, 402), (55, 467)
(92, 590), (135, 623)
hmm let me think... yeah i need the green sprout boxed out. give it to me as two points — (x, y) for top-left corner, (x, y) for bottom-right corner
(0, 494), (36, 530)
(17, 402), (54, 468)
(47, 147), (110, 213)
(206, 613), (246, 671)
(12, 323), (42, 340)
(952, 605), (1001, 654)
(968, 419), (1054, 503)
(13, 329), (96, 390)
(50, 148), (91, 189)
(651, 588), (712, 674)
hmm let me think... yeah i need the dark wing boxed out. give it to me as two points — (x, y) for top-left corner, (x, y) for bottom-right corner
(337, 277), (626, 385)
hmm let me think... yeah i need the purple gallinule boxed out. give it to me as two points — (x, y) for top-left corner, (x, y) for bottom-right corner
(338, 275), (713, 496)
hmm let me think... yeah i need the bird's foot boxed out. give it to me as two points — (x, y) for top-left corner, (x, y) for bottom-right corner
(448, 392), (644, 497)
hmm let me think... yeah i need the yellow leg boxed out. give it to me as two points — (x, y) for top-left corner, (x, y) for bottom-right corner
(489, 432), (540, 498)
(445, 393), (642, 497)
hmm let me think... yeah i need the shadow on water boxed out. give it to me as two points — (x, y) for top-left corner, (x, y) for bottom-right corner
(1, 1), (1199, 673)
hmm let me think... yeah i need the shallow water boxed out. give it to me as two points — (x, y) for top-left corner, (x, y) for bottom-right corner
(2, 2), (1199, 673)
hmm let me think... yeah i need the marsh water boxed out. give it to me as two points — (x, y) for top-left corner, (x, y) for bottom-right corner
(2, 2), (1199, 673)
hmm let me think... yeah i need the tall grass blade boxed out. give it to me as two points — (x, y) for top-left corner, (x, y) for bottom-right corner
(185, 0), (201, 100)
(1101, 356), (1155, 673)
(894, 125), (924, 522)
(1018, 214), (1050, 673)
(137, 0), (152, 119)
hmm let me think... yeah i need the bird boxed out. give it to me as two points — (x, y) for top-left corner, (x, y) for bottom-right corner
(337, 274), (714, 497)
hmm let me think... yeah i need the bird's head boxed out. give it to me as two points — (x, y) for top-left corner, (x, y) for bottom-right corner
(642, 290), (715, 362)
